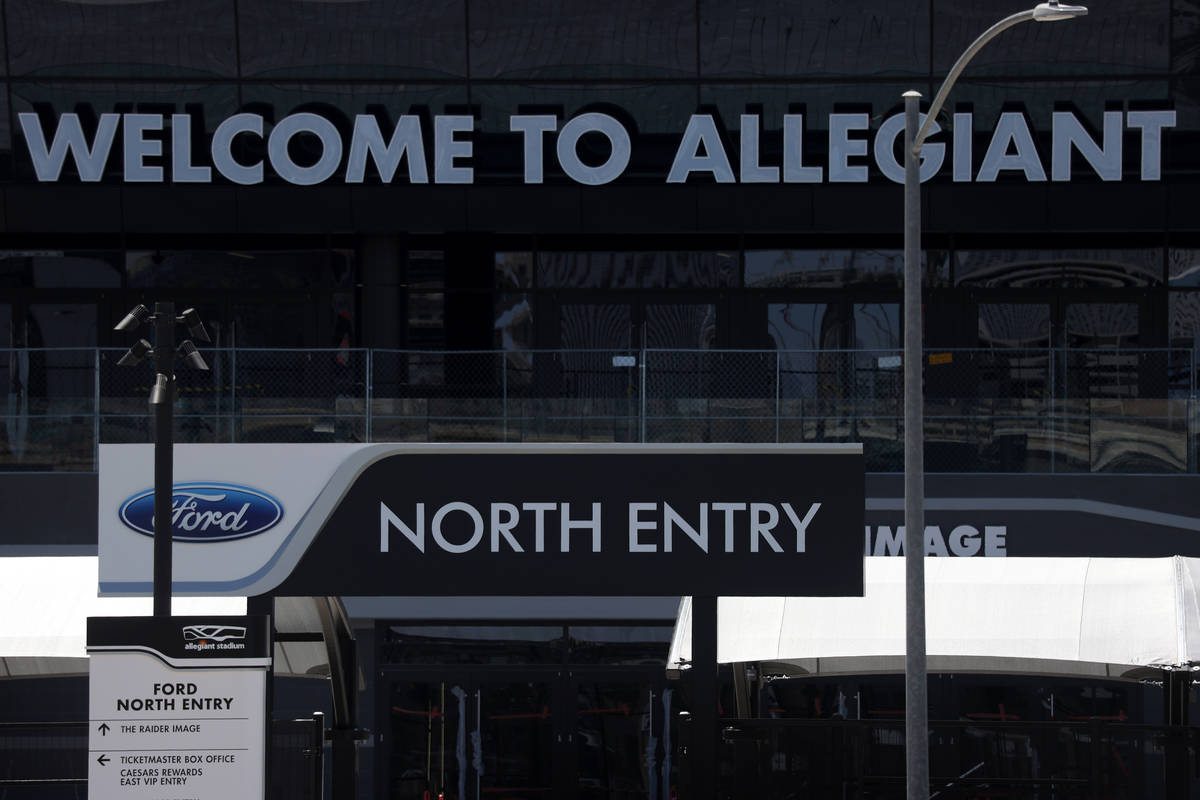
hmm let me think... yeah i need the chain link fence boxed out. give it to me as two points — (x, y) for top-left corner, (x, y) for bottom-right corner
(1, 346), (1196, 474)
(704, 719), (1195, 799)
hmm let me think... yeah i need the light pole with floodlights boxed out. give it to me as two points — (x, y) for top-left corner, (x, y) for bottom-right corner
(114, 301), (212, 618)
(902, 2), (1087, 797)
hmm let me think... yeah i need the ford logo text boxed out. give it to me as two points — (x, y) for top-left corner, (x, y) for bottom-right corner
(119, 483), (284, 542)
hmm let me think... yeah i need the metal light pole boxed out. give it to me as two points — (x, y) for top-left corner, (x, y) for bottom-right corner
(152, 302), (176, 618)
(901, 3), (1086, 797)
(115, 301), (211, 617)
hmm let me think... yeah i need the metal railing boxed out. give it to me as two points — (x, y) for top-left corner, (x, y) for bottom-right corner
(704, 718), (1199, 799)
(1, 346), (1196, 474)
(0, 716), (324, 800)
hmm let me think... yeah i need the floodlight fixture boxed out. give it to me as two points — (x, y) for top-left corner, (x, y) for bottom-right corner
(1033, 1), (1088, 21)
(149, 373), (172, 406)
(114, 304), (151, 332)
(179, 308), (211, 343)
(179, 340), (210, 371)
(117, 338), (153, 366)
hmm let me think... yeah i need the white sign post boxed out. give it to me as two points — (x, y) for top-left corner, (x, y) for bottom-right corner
(88, 616), (271, 800)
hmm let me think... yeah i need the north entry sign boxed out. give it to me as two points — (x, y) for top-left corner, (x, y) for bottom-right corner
(99, 443), (865, 598)
(87, 616), (270, 800)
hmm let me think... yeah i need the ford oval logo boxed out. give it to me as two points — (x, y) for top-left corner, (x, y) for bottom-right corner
(119, 483), (284, 542)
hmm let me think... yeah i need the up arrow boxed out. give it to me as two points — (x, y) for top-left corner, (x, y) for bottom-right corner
(98, 723), (110, 736)
(96, 754), (110, 766)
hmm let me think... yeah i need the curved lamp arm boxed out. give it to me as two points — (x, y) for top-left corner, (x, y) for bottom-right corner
(912, 1), (1087, 154)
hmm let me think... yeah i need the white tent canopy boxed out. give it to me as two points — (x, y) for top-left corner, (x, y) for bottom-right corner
(668, 557), (1200, 679)
(0, 556), (328, 678)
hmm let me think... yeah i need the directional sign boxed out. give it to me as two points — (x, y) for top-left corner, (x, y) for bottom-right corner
(87, 616), (270, 800)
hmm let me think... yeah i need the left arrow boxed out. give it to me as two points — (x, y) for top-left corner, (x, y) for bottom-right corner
(96, 754), (110, 766)
(98, 723), (110, 735)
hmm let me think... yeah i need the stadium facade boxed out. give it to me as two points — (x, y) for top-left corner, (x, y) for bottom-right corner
(3, 0), (1200, 797)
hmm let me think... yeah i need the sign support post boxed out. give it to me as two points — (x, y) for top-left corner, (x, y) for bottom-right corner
(152, 301), (176, 618)
(691, 594), (718, 800)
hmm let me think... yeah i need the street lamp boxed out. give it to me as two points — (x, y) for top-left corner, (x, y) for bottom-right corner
(115, 302), (211, 617)
(902, 2), (1087, 798)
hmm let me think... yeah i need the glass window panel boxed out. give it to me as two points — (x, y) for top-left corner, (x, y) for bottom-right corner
(1064, 303), (1139, 347)
(231, 302), (312, 348)
(567, 625), (672, 665)
(238, 0), (466, 79)
(382, 625), (565, 665)
(646, 304), (716, 349)
(7, 0), (236, 78)
(388, 680), (464, 796)
(408, 250), (445, 292)
(408, 292), (445, 349)
(933, 0), (1168, 76)
(0, 91), (14, 161)
(469, 0), (696, 79)
(125, 250), (340, 290)
(699, 0), (929, 77)
(536, 252), (734, 290)
(26, 306), (96, 411)
(1175, 0), (1200, 74)
(494, 292), (533, 356)
(0, 252), (120, 289)
(769, 303), (850, 399)
(28, 304), (96, 347)
(1169, 249), (1200, 286)
(665, 252), (739, 288)
(979, 303), (1052, 347)
(955, 249), (1164, 288)
(1169, 292), (1200, 348)
(241, 83), (470, 120)
(573, 683), (659, 796)
(537, 253), (647, 289)
(1172, 77), (1200, 175)
(854, 303), (900, 350)
(760, 677), (864, 719)
(768, 303), (835, 351)
(560, 303), (631, 349)
(747, 249), (946, 288)
(479, 682), (554, 796)
(495, 252), (533, 290)
(0, 305), (10, 348)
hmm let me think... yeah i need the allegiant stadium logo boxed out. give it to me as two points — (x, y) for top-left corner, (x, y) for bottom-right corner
(119, 483), (283, 542)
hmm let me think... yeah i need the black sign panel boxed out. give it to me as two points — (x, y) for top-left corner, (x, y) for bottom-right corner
(862, 473), (1200, 558)
(87, 616), (272, 663)
(272, 449), (864, 597)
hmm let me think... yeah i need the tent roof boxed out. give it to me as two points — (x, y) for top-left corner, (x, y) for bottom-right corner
(668, 557), (1200, 679)
(0, 556), (328, 678)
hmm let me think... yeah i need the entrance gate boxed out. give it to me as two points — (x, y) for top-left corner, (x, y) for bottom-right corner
(379, 667), (671, 800)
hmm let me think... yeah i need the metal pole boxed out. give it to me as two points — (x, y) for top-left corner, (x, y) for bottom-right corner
(93, 347), (101, 471)
(690, 595), (718, 800)
(366, 348), (373, 443)
(152, 301), (175, 618)
(231, 345), (238, 443)
(639, 348), (647, 443)
(902, 91), (929, 800)
(1049, 343), (1057, 473)
(775, 350), (781, 443)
